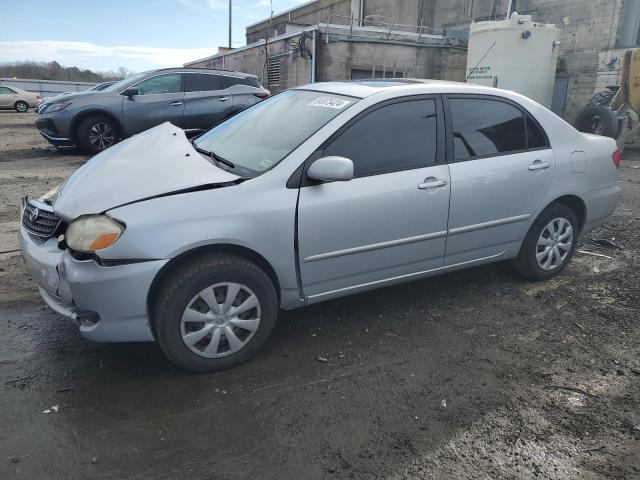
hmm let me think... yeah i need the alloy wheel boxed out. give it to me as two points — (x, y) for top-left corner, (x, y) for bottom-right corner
(16, 102), (27, 112)
(181, 282), (261, 358)
(536, 217), (573, 271)
(88, 122), (115, 151)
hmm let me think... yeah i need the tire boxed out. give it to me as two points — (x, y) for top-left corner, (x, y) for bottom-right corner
(14, 101), (28, 112)
(152, 253), (278, 373)
(76, 114), (119, 154)
(589, 87), (618, 107)
(514, 203), (579, 282)
(573, 103), (618, 138)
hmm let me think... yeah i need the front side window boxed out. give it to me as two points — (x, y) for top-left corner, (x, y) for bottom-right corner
(323, 99), (438, 177)
(194, 89), (357, 175)
(450, 98), (526, 161)
(184, 73), (224, 92)
(134, 74), (181, 95)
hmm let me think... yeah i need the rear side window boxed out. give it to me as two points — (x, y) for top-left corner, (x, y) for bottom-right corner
(0, 87), (15, 94)
(224, 76), (262, 88)
(526, 115), (549, 149)
(184, 73), (224, 92)
(449, 98), (526, 160)
(323, 99), (438, 177)
(135, 74), (181, 95)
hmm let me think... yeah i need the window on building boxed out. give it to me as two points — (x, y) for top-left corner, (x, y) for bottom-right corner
(351, 69), (407, 80)
(449, 98), (526, 160)
(134, 74), (181, 95)
(183, 73), (224, 92)
(323, 99), (438, 177)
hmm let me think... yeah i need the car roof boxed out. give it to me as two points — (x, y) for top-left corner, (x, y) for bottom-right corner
(294, 79), (510, 99)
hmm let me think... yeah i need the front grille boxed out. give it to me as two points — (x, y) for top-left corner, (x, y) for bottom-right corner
(22, 201), (62, 238)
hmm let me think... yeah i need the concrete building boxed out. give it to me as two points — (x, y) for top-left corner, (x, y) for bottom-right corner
(186, 0), (640, 120)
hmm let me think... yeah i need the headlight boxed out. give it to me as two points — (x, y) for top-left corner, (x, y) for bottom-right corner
(38, 184), (62, 204)
(44, 101), (71, 113)
(65, 215), (124, 253)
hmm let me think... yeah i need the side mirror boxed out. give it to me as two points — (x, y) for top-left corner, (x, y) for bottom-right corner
(307, 156), (354, 182)
(123, 87), (138, 97)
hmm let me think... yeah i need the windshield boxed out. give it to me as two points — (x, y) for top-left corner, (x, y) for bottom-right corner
(102, 73), (147, 93)
(193, 89), (357, 174)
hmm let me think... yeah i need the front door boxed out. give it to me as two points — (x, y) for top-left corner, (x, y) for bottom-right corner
(122, 73), (185, 135)
(444, 95), (556, 265)
(297, 97), (451, 299)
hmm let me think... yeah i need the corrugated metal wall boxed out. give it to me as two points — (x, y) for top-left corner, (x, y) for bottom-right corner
(0, 78), (97, 98)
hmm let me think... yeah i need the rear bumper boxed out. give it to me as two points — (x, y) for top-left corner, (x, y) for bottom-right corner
(583, 183), (621, 232)
(19, 218), (167, 342)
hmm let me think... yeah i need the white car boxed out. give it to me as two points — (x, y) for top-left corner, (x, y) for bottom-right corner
(0, 86), (40, 112)
(19, 80), (621, 372)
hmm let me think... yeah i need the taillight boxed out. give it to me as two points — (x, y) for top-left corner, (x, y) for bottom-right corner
(254, 91), (270, 99)
(612, 149), (621, 168)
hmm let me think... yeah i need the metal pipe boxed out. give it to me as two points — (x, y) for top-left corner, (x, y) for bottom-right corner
(228, 0), (232, 49)
(506, 0), (513, 19)
(311, 29), (316, 82)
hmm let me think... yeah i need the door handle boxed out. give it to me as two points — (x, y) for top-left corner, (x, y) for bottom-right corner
(418, 178), (447, 189)
(528, 160), (550, 171)
(170, 101), (183, 106)
(218, 97), (230, 102)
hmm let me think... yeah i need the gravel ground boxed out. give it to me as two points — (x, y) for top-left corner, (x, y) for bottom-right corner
(0, 110), (639, 479)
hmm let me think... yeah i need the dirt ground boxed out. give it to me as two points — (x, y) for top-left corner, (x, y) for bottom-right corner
(0, 110), (639, 480)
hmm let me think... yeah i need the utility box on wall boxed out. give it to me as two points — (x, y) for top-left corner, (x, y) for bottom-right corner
(466, 13), (561, 108)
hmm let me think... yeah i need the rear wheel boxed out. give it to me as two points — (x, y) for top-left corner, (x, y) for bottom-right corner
(514, 203), (579, 281)
(14, 101), (28, 112)
(76, 115), (119, 154)
(153, 254), (278, 372)
(573, 103), (618, 138)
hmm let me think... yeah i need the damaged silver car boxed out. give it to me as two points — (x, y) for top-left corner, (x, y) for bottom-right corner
(19, 80), (620, 372)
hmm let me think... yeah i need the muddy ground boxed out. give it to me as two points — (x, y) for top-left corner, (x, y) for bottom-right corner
(0, 110), (639, 480)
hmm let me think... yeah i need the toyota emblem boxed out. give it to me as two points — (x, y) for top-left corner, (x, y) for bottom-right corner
(29, 207), (40, 222)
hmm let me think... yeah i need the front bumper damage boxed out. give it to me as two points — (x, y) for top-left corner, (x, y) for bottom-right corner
(19, 209), (167, 342)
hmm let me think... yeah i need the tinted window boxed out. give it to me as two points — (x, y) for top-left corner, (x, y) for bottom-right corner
(450, 98), (526, 160)
(134, 74), (181, 95)
(0, 87), (14, 94)
(526, 115), (548, 149)
(323, 99), (437, 177)
(184, 73), (224, 92)
(224, 76), (261, 88)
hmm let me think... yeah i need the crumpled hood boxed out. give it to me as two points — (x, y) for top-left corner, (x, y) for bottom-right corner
(53, 122), (240, 220)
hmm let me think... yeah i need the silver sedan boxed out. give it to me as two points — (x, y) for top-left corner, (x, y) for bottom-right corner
(19, 80), (621, 372)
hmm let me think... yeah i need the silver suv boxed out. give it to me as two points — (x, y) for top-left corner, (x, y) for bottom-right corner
(35, 68), (269, 153)
(20, 80), (621, 372)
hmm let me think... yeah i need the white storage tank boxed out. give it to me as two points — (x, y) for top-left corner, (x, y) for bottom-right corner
(466, 12), (561, 108)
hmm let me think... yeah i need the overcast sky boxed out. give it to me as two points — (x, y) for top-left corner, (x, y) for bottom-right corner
(0, 0), (307, 73)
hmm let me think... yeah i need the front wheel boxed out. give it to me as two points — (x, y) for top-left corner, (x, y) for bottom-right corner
(14, 101), (28, 112)
(514, 203), (579, 281)
(153, 254), (278, 372)
(76, 115), (119, 154)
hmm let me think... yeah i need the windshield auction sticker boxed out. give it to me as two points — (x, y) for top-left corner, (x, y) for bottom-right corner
(309, 97), (352, 109)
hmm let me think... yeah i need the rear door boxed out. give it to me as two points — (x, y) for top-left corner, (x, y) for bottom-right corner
(121, 73), (184, 134)
(182, 73), (234, 132)
(224, 75), (265, 112)
(444, 95), (556, 265)
(0, 87), (15, 107)
(297, 97), (451, 299)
